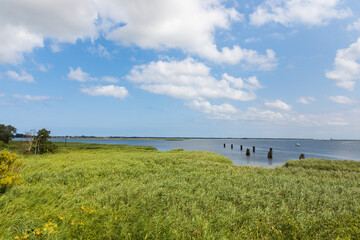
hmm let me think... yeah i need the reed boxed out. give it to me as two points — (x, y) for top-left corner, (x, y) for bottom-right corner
(1, 142), (359, 239)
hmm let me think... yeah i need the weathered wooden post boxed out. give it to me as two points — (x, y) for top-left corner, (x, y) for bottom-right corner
(299, 153), (305, 159)
(253, 146), (255, 153)
(246, 148), (251, 156)
(224, 143), (226, 148)
(240, 145), (243, 151)
(267, 148), (273, 159)
(231, 144), (233, 149)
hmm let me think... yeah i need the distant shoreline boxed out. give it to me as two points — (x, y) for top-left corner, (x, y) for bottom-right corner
(53, 137), (360, 141)
(14, 136), (360, 141)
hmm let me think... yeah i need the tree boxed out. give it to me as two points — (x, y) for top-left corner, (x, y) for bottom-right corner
(0, 124), (16, 144)
(33, 128), (57, 154)
(24, 129), (36, 153)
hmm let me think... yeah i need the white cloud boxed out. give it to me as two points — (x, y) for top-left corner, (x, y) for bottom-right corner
(102, 0), (268, 66)
(0, 0), (98, 64)
(326, 37), (360, 91)
(240, 107), (292, 122)
(265, 99), (292, 111)
(250, 0), (351, 26)
(329, 96), (356, 105)
(6, 70), (34, 83)
(347, 19), (360, 31)
(88, 44), (110, 58)
(184, 99), (359, 130)
(0, 94), (5, 98)
(0, 0), (276, 69)
(0, 25), (44, 64)
(187, 100), (238, 119)
(68, 67), (97, 82)
(297, 96), (316, 105)
(101, 76), (119, 83)
(127, 58), (261, 101)
(12, 94), (50, 101)
(81, 85), (128, 99)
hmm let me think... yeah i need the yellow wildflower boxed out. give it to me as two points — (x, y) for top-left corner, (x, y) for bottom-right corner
(78, 221), (84, 226)
(22, 234), (29, 239)
(14, 236), (19, 240)
(58, 216), (64, 220)
(71, 220), (75, 225)
(81, 206), (87, 212)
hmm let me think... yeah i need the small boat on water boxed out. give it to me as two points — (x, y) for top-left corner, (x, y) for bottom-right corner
(295, 143), (300, 147)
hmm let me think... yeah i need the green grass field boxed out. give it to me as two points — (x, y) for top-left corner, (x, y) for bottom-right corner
(1, 141), (360, 239)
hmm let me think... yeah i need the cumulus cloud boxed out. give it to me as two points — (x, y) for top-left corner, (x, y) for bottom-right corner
(0, 25), (44, 64)
(6, 70), (34, 83)
(183, 98), (359, 128)
(0, 0), (276, 69)
(329, 96), (356, 105)
(81, 85), (128, 99)
(240, 107), (293, 122)
(187, 100), (238, 119)
(297, 96), (316, 105)
(68, 67), (97, 82)
(250, 0), (351, 26)
(12, 94), (50, 101)
(264, 99), (292, 111)
(102, 0), (276, 67)
(0, 94), (5, 98)
(127, 58), (261, 101)
(326, 38), (360, 91)
(0, 0), (98, 64)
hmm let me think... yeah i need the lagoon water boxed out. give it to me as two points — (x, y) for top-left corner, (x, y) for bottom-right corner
(48, 138), (360, 167)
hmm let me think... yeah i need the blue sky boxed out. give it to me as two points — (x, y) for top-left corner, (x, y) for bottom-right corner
(1, 0), (360, 138)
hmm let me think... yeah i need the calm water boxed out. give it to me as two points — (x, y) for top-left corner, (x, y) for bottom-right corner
(47, 138), (360, 167)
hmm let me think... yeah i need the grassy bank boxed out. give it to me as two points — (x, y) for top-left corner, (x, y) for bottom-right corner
(1, 142), (360, 239)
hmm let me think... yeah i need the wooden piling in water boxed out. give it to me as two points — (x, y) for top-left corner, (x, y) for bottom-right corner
(231, 144), (233, 149)
(246, 148), (250, 156)
(299, 153), (305, 159)
(224, 143), (226, 148)
(240, 145), (243, 151)
(267, 148), (273, 159)
(253, 146), (255, 153)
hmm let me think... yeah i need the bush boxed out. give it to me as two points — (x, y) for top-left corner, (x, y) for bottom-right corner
(0, 149), (24, 193)
(0, 140), (6, 149)
(33, 128), (58, 154)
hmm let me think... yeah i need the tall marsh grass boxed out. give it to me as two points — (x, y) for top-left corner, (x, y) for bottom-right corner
(1, 142), (360, 239)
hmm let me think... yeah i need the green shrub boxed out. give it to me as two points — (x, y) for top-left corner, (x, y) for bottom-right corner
(0, 149), (24, 192)
(170, 148), (184, 152)
(0, 140), (6, 149)
(33, 128), (58, 154)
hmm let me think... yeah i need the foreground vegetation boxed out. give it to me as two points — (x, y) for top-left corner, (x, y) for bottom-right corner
(1, 142), (360, 239)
